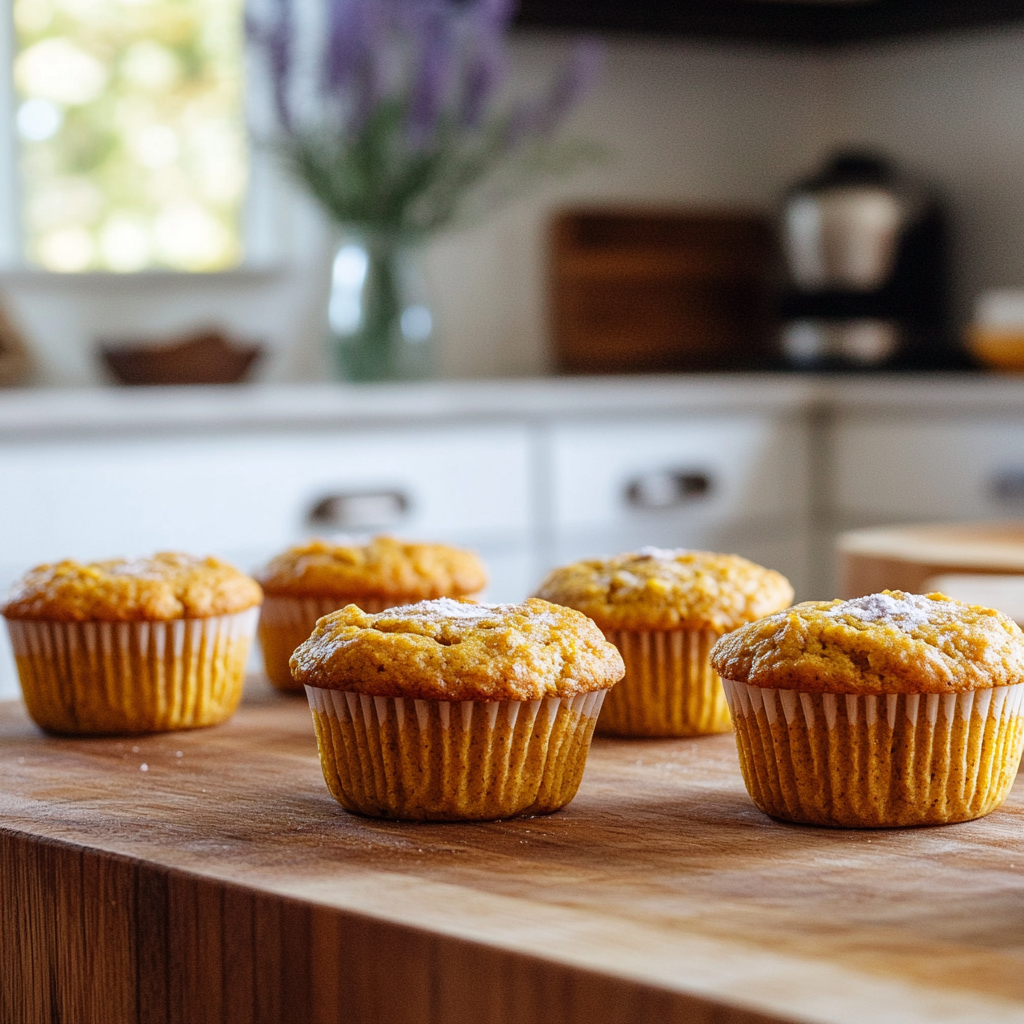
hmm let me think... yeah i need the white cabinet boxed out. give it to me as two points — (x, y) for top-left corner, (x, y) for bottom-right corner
(8, 376), (1020, 702)
(0, 423), (535, 697)
(0, 424), (532, 572)
(544, 414), (810, 595)
(833, 415), (1024, 523)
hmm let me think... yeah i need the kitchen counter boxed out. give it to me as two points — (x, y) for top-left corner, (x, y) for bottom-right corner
(2, 373), (1024, 437)
(2, 680), (1023, 1024)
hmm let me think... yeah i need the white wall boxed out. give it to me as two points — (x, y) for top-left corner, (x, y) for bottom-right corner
(425, 36), (827, 378)
(0, 34), (827, 384)
(8, 24), (1024, 384)
(821, 25), (1024, 325)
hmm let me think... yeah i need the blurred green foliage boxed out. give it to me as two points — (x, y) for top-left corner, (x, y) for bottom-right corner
(14, 0), (247, 271)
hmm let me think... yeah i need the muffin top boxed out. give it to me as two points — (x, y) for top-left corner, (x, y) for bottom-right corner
(256, 536), (487, 600)
(0, 553), (263, 622)
(533, 548), (794, 632)
(289, 597), (625, 701)
(711, 590), (1024, 694)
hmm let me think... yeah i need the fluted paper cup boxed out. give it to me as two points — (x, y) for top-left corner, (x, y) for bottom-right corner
(306, 686), (608, 821)
(722, 678), (1024, 827)
(598, 627), (731, 737)
(6, 608), (259, 735)
(259, 595), (479, 691)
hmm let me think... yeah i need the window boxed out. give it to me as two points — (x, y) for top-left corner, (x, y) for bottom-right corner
(12, 0), (247, 272)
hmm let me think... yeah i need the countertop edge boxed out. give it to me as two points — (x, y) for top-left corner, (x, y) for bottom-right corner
(1, 374), (1023, 436)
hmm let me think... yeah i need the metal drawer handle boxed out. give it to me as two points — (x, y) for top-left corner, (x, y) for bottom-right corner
(624, 470), (713, 510)
(992, 471), (1024, 506)
(306, 490), (411, 530)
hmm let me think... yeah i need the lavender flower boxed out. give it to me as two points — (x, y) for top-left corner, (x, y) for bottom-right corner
(458, 35), (506, 128)
(406, 4), (452, 147)
(323, 0), (386, 128)
(246, 0), (602, 231)
(458, 0), (513, 126)
(246, 0), (295, 131)
(538, 38), (603, 134)
(323, 0), (363, 95)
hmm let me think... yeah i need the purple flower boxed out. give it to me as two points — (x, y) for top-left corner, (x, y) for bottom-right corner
(538, 38), (603, 134)
(502, 37), (601, 148)
(324, 0), (387, 128)
(459, 39), (504, 129)
(246, 0), (295, 131)
(324, 0), (363, 94)
(406, 4), (453, 147)
(246, 0), (602, 231)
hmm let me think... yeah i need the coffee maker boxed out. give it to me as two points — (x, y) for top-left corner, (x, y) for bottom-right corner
(779, 152), (949, 368)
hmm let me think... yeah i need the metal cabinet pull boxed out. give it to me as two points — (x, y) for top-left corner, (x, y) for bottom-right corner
(624, 470), (713, 510)
(992, 471), (1024, 506)
(306, 490), (410, 530)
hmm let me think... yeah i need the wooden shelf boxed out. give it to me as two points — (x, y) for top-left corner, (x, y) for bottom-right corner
(2, 679), (1023, 1023)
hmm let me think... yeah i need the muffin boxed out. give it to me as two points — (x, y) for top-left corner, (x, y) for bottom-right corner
(291, 597), (624, 821)
(255, 536), (488, 692)
(534, 549), (793, 737)
(1, 553), (262, 735)
(711, 590), (1024, 827)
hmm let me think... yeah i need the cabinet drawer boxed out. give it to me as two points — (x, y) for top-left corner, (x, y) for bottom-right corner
(549, 525), (808, 601)
(548, 415), (808, 531)
(834, 416), (1024, 522)
(0, 424), (531, 571)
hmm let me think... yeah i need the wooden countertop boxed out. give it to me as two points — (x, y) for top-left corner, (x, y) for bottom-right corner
(2, 680), (1024, 1024)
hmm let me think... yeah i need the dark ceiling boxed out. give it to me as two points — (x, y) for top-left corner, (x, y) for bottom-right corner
(514, 0), (1024, 46)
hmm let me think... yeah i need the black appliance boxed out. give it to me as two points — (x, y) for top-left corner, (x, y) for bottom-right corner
(778, 152), (949, 368)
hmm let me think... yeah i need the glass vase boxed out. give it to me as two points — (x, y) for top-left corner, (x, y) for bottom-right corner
(328, 229), (434, 382)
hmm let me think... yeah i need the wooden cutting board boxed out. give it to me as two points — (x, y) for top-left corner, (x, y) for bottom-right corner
(2, 678), (1024, 1024)
(549, 208), (776, 374)
(839, 522), (1024, 598)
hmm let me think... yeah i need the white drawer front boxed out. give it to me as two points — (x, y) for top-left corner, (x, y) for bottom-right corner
(0, 424), (533, 700)
(547, 526), (809, 602)
(548, 415), (808, 531)
(834, 416), (1024, 522)
(0, 424), (531, 571)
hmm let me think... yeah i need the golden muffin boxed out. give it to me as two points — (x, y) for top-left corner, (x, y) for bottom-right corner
(255, 536), (487, 692)
(1, 553), (263, 735)
(291, 597), (624, 821)
(534, 548), (793, 737)
(711, 590), (1024, 827)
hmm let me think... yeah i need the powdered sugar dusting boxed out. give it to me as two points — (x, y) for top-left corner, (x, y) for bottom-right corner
(399, 597), (500, 621)
(379, 597), (560, 629)
(827, 592), (935, 631)
(635, 546), (691, 561)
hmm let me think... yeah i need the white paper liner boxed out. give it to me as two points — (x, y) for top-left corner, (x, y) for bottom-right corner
(6, 607), (259, 734)
(722, 677), (1024, 827)
(306, 686), (607, 820)
(599, 627), (729, 737)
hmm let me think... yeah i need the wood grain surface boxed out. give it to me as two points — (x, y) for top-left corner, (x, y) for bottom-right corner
(839, 523), (1024, 599)
(549, 209), (775, 374)
(2, 678), (1024, 1024)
